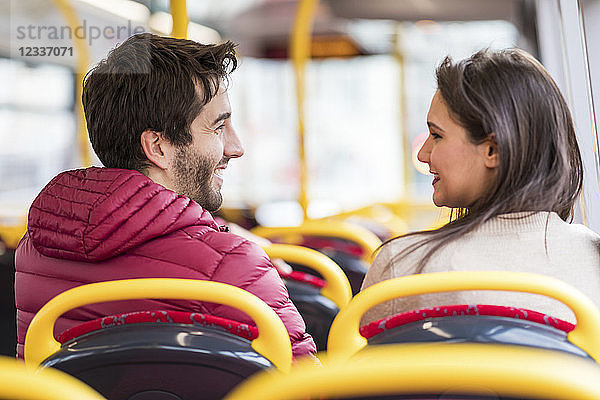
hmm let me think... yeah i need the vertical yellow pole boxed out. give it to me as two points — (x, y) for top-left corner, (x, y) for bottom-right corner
(170, 0), (189, 39)
(51, 0), (91, 167)
(290, 0), (319, 220)
(393, 23), (411, 201)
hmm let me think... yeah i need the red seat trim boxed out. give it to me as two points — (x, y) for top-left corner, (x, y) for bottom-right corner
(359, 304), (575, 339)
(299, 236), (364, 258)
(57, 310), (259, 344)
(283, 270), (327, 289)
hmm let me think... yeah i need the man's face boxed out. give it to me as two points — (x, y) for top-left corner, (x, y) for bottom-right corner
(171, 87), (244, 211)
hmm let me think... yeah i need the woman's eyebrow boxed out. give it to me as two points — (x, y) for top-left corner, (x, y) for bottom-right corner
(427, 121), (444, 132)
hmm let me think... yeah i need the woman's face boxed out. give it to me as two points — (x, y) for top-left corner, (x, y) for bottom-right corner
(418, 91), (498, 208)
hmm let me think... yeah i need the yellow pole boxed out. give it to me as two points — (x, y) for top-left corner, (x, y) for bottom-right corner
(393, 23), (411, 200)
(51, 0), (91, 167)
(290, 0), (319, 219)
(170, 0), (189, 39)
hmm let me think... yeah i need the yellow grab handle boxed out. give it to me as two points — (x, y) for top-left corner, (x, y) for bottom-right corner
(25, 279), (292, 372)
(262, 244), (352, 309)
(225, 343), (600, 400)
(327, 271), (600, 362)
(0, 356), (106, 400)
(252, 219), (382, 262)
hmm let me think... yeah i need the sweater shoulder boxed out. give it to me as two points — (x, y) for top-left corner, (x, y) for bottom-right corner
(551, 218), (600, 241)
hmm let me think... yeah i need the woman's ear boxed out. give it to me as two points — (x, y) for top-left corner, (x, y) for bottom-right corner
(140, 130), (170, 170)
(484, 133), (499, 168)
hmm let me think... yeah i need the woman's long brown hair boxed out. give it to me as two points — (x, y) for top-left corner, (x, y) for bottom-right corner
(386, 49), (583, 273)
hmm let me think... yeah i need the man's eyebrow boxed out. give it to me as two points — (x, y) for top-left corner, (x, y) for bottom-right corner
(427, 121), (444, 132)
(213, 112), (231, 126)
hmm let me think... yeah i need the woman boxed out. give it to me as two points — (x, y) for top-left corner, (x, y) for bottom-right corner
(361, 48), (600, 325)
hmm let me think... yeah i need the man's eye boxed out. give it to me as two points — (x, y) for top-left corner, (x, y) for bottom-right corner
(214, 124), (225, 134)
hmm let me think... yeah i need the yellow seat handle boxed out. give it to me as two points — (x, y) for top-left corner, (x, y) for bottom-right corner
(24, 279), (292, 372)
(252, 219), (382, 262)
(0, 356), (106, 400)
(327, 271), (600, 362)
(224, 343), (600, 400)
(262, 244), (352, 309)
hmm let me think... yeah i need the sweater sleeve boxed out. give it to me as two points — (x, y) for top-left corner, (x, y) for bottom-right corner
(208, 239), (317, 359)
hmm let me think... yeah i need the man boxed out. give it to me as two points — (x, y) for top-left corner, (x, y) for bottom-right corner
(14, 33), (316, 359)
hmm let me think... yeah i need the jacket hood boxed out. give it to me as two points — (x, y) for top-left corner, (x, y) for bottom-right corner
(27, 167), (219, 262)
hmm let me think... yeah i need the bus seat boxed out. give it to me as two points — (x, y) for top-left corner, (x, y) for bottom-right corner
(252, 220), (382, 295)
(281, 271), (338, 351)
(24, 279), (292, 400)
(266, 236), (370, 295)
(263, 244), (352, 351)
(224, 342), (600, 400)
(0, 355), (106, 400)
(48, 312), (266, 400)
(296, 237), (369, 295)
(327, 271), (600, 362)
(360, 304), (590, 359)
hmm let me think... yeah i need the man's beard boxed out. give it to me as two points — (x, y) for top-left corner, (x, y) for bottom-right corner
(172, 146), (223, 212)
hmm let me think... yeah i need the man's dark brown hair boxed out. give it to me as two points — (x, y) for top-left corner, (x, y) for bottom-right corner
(82, 33), (237, 172)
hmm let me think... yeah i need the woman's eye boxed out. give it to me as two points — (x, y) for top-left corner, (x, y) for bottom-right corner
(430, 132), (442, 139)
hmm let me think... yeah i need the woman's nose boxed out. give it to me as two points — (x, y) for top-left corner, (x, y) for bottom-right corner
(417, 137), (431, 164)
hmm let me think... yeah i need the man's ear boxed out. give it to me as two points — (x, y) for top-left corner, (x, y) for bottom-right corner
(483, 133), (499, 168)
(140, 130), (169, 170)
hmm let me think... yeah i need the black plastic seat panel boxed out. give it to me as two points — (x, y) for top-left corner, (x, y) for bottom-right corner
(366, 315), (591, 359)
(42, 323), (272, 400)
(284, 277), (338, 351)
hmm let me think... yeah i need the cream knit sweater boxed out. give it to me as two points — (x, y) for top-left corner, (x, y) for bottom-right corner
(361, 212), (600, 325)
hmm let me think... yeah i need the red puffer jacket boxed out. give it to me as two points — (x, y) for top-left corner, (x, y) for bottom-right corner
(15, 167), (316, 359)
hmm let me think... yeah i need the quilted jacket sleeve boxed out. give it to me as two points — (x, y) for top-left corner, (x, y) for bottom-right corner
(208, 238), (317, 359)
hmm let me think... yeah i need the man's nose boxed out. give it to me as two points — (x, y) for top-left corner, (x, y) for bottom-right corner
(224, 127), (244, 158)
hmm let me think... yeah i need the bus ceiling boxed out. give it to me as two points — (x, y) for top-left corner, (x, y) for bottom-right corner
(221, 0), (539, 59)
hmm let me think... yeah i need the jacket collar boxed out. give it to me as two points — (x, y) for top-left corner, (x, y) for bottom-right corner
(28, 167), (219, 262)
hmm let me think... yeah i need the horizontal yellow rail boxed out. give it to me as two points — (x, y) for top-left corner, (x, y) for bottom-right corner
(25, 279), (292, 372)
(327, 204), (409, 237)
(225, 342), (600, 400)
